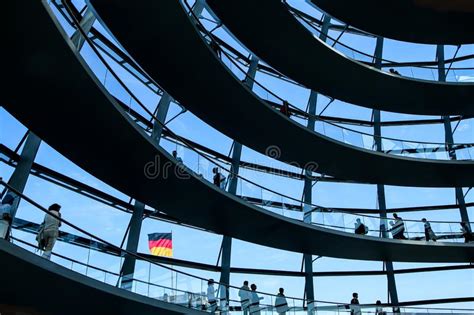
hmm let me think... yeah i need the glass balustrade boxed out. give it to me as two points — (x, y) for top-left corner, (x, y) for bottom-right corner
(45, 0), (474, 246)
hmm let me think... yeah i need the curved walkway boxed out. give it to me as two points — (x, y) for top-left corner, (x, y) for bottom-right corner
(309, 0), (474, 45)
(4, 0), (474, 262)
(87, 0), (474, 187)
(206, 0), (474, 116)
(0, 240), (202, 315)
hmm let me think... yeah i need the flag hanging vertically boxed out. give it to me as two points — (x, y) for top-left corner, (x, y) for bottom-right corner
(148, 233), (173, 257)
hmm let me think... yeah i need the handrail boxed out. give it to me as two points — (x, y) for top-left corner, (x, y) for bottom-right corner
(4, 195), (471, 310)
(286, 3), (474, 71)
(184, 0), (474, 151)
(0, 180), (339, 305)
(11, 218), (474, 278)
(55, 0), (474, 149)
(53, 0), (472, 130)
(56, 0), (474, 234)
(3, 142), (472, 229)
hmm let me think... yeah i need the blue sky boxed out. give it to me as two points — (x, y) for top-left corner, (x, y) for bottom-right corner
(1, 0), (473, 311)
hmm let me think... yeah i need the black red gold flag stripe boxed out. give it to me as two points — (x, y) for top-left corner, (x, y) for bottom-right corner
(148, 233), (173, 257)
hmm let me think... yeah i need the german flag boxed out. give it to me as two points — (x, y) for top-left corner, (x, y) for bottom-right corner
(148, 233), (173, 257)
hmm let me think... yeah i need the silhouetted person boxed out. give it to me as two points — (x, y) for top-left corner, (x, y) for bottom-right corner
(375, 300), (386, 315)
(350, 292), (361, 315)
(279, 101), (291, 118)
(354, 218), (368, 235)
(210, 40), (221, 58)
(207, 279), (217, 313)
(389, 68), (401, 75)
(0, 193), (15, 239)
(239, 281), (251, 315)
(172, 150), (183, 164)
(422, 218), (437, 242)
(461, 222), (473, 243)
(389, 213), (407, 240)
(275, 287), (289, 315)
(39, 203), (62, 260)
(212, 167), (226, 190)
(250, 284), (263, 315)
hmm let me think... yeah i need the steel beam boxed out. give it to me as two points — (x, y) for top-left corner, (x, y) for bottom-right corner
(5, 132), (41, 239)
(70, 7), (96, 51)
(437, 45), (471, 228)
(372, 36), (400, 311)
(151, 93), (172, 144)
(119, 200), (145, 290)
(218, 55), (258, 312)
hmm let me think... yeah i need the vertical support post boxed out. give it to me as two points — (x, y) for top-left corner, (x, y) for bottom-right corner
(303, 90), (317, 313)
(120, 91), (171, 289)
(151, 93), (173, 144)
(218, 143), (241, 312)
(244, 55), (260, 88)
(70, 7), (97, 51)
(436, 45), (470, 226)
(303, 173), (315, 313)
(218, 54), (258, 312)
(372, 36), (400, 311)
(5, 132), (41, 230)
(302, 16), (330, 313)
(120, 201), (145, 290)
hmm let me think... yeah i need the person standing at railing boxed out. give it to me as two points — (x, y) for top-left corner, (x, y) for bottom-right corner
(172, 150), (183, 164)
(460, 222), (473, 243)
(350, 292), (361, 315)
(207, 279), (218, 313)
(249, 283), (263, 315)
(389, 213), (407, 240)
(212, 167), (226, 190)
(274, 287), (289, 315)
(239, 280), (251, 315)
(0, 193), (15, 239)
(421, 218), (437, 242)
(37, 203), (62, 260)
(279, 101), (291, 118)
(375, 300), (386, 315)
(354, 218), (368, 235)
(389, 68), (401, 76)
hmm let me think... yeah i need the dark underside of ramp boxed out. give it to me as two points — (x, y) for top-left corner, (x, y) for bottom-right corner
(207, 0), (474, 116)
(311, 0), (474, 45)
(0, 241), (203, 315)
(89, 0), (474, 188)
(2, 0), (474, 263)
